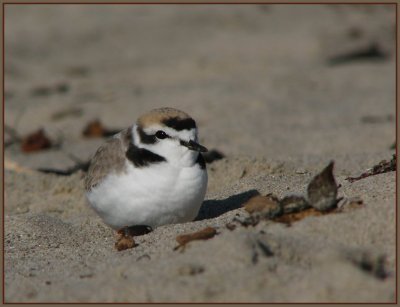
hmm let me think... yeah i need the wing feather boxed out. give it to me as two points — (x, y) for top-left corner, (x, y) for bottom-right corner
(84, 128), (130, 191)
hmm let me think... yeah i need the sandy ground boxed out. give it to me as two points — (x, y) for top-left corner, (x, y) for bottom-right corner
(4, 4), (396, 303)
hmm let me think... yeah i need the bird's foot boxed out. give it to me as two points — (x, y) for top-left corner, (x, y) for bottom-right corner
(115, 227), (136, 251)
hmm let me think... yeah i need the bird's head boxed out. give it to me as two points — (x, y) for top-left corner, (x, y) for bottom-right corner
(132, 107), (207, 167)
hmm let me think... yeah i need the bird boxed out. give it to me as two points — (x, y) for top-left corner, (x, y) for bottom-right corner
(84, 107), (208, 250)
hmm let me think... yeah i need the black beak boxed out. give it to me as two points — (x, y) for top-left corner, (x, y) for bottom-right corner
(180, 140), (208, 152)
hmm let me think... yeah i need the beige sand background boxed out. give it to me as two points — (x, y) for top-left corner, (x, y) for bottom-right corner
(4, 4), (396, 302)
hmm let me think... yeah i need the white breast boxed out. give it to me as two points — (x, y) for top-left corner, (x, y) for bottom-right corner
(86, 161), (207, 229)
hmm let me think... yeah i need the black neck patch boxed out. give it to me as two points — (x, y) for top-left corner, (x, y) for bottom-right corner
(162, 117), (196, 131)
(137, 126), (156, 144)
(196, 153), (206, 169)
(126, 142), (166, 167)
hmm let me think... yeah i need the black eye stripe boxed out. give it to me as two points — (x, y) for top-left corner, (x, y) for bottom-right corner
(162, 117), (196, 131)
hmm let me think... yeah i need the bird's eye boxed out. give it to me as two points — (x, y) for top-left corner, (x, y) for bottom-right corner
(155, 130), (168, 139)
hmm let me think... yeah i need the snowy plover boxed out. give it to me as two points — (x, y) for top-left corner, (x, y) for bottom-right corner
(85, 107), (208, 249)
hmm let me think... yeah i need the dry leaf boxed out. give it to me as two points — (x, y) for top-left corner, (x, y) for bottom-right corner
(82, 120), (107, 138)
(232, 214), (261, 228)
(280, 195), (311, 214)
(307, 161), (339, 211)
(273, 207), (332, 225)
(21, 129), (52, 153)
(82, 119), (120, 138)
(243, 195), (280, 214)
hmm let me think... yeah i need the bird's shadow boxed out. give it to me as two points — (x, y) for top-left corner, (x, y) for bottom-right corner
(195, 189), (260, 221)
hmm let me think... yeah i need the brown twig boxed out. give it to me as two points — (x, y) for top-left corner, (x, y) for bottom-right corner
(346, 155), (396, 183)
(174, 227), (217, 251)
